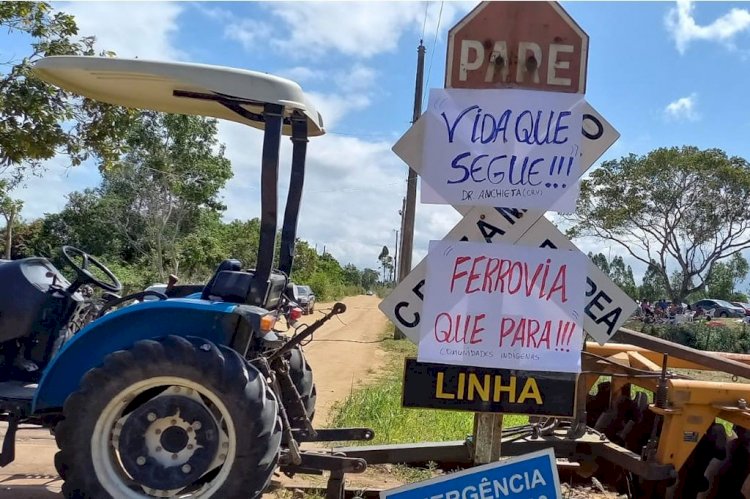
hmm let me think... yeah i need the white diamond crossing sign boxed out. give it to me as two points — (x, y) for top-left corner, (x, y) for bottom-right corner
(381, 105), (636, 346)
(380, 206), (637, 346)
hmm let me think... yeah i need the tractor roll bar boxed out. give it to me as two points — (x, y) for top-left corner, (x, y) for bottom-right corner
(251, 103), (283, 304)
(171, 91), (310, 304)
(278, 117), (308, 277)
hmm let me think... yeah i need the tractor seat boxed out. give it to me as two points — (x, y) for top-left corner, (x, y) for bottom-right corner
(203, 271), (253, 304)
(201, 259), (286, 309)
(201, 259), (243, 302)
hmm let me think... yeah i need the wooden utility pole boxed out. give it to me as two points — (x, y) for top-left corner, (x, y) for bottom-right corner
(393, 229), (399, 284)
(395, 41), (425, 340)
(397, 196), (406, 281)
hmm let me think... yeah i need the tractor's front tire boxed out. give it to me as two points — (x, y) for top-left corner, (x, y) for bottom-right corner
(54, 336), (281, 499)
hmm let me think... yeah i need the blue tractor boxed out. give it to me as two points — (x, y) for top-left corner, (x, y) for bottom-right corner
(0, 56), (371, 498)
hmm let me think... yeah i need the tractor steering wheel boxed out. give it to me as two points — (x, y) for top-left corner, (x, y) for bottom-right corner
(61, 246), (122, 293)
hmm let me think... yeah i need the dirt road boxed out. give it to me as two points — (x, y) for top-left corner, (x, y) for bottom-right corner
(298, 295), (388, 424)
(0, 294), (389, 498)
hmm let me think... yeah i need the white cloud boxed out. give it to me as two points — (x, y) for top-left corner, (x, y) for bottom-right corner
(62, 2), (184, 61)
(277, 66), (327, 84)
(211, 1), (478, 268)
(191, 4), (232, 22)
(224, 19), (273, 52)
(307, 92), (371, 129)
(276, 63), (378, 126)
(11, 158), (102, 220)
(411, 202), (462, 268)
(338, 63), (377, 92)
(228, 2), (471, 59)
(666, 0), (750, 54)
(216, 122), (413, 269)
(277, 63), (379, 130)
(664, 93), (700, 122)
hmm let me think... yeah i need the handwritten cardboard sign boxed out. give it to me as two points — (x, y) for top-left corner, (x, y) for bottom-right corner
(418, 240), (586, 373)
(421, 88), (584, 210)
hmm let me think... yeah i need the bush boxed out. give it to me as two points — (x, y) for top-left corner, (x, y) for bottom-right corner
(102, 259), (161, 295)
(632, 320), (750, 354)
(307, 272), (363, 301)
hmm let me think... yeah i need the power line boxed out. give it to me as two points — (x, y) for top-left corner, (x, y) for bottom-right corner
(421, 1), (430, 42)
(422, 0), (445, 109)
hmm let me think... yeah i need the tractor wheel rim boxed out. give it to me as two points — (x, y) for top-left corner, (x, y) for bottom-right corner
(92, 376), (236, 498)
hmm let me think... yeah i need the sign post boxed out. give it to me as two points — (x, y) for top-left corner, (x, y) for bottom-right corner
(380, 0), (637, 471)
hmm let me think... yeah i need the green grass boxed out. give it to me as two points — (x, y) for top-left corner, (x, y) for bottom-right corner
(327, 327), (527, 445)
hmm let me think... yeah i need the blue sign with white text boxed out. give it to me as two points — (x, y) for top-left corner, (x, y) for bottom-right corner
(380, 449), (560, 499)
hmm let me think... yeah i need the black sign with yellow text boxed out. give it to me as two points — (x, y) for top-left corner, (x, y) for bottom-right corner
(402, 358), (577, 417)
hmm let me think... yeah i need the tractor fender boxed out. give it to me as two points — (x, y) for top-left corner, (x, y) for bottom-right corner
(33, 298), (239, 413)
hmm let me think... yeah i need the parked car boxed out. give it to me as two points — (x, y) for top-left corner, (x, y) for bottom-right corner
(731, 302), (750, 316)
(366, 290), (374, 296)
(293, 284), (316, 314)
(692, 299), (746, 318)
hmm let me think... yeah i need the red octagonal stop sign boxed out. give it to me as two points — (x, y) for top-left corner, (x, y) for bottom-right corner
(445, 1), (589, 93)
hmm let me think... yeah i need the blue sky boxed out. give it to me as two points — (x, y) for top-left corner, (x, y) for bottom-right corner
(5, 0), (750, 284)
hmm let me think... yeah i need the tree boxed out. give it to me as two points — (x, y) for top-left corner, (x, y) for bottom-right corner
(1, 3), (134, 180)
(49, 189), (126, 257)
(638, 261), (667, 302)
(342, 263), (362, 287)
(290, 240), (318, 281)
(609, 256), (638, 299)
(706, 253), (749, 301)
(588, 252), (637, 300)
(0, 181), (23, 259)
(219, 218), (261, 269)
(589, 252), (610, 276)
(176, 210), (228, 279)
(385, 255), (394, 282)
(568, 146), (750, 302)
(378, 245), (390, 282)
(4, 218), (43, 259)
(361, 268), (378, 290)
(101, 112), (232, 279)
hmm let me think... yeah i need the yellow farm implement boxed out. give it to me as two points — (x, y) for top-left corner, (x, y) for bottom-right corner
(334, 328), (750, 498)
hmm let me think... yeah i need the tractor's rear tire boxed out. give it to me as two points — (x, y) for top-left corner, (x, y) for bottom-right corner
(287, 346), (316, 422)
(54, 336), (281, 499)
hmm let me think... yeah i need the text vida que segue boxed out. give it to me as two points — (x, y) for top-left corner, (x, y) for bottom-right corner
(440, 106), (576, 196)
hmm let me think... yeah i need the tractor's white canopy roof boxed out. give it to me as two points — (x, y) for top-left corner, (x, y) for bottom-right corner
(32, 56), (325, 136)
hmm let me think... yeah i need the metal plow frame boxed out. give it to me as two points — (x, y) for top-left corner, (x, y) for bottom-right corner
(321, 327), (750, 498)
